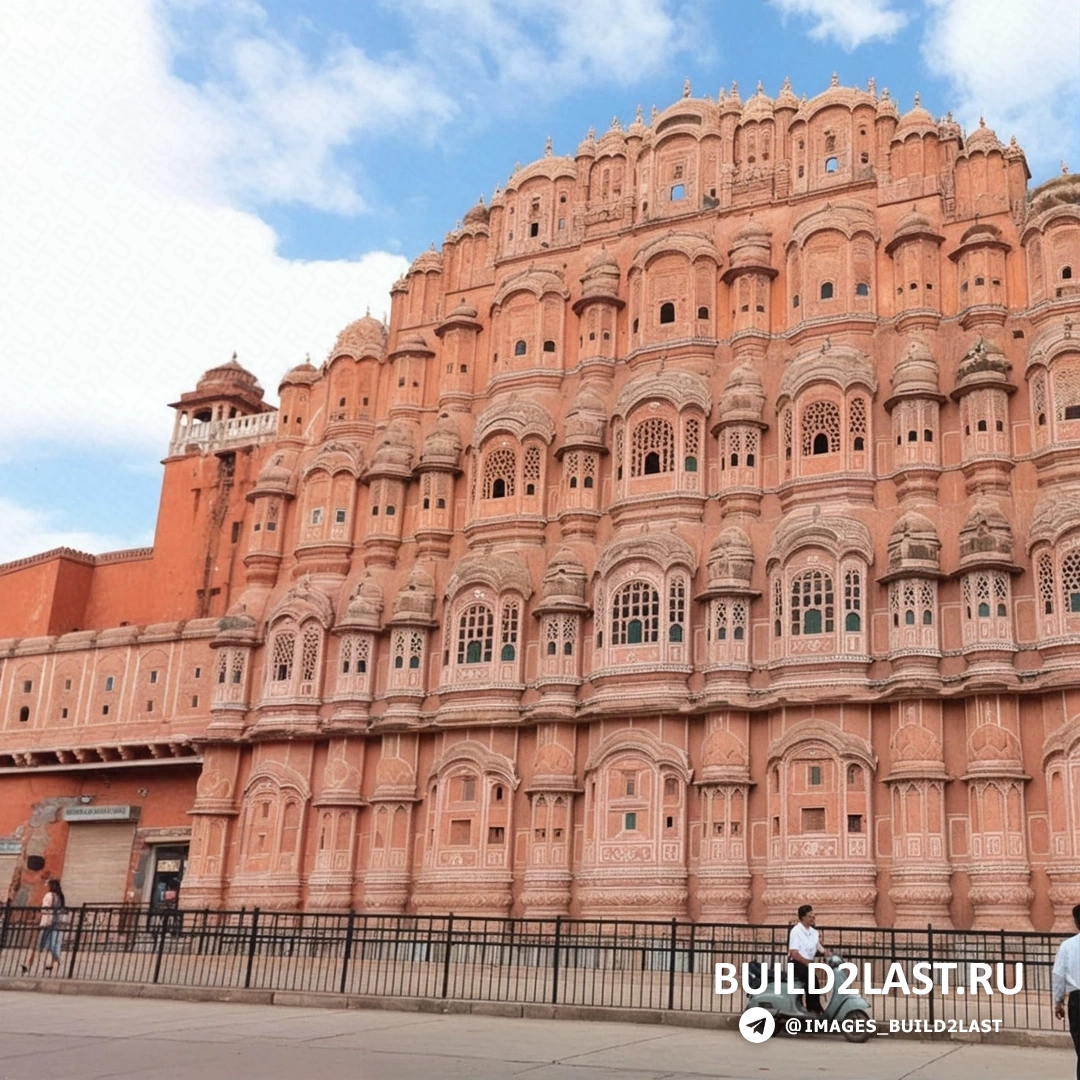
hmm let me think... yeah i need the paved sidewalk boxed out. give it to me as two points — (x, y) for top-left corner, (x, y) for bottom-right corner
(0, 990), (1073, 1080)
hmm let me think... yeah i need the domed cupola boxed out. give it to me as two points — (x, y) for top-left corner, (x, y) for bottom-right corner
(331, 313), (386, 362)
(366, 420), (415, 481)
(576, 248), (622, 303)
(893, 93), (936, 143)
(462, 196), (490, 228)
(713, 362), (767, 515)
(716, 362), (766, 426)
(338, 572), (385, 631)
(419, 414), (462, 473)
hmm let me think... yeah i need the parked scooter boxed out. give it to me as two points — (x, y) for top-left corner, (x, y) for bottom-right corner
(745, 954), (873, 1043)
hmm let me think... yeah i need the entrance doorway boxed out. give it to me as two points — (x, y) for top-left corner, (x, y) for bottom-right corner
(149, 845), (188, 910)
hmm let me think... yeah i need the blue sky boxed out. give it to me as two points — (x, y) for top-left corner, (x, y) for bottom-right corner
(2, 0), (1078, 563)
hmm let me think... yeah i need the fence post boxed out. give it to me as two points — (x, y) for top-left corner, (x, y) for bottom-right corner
(551, 916), (562, 1005)
(0, 899), (10, 951)
(667, 918), (678, 1011)
(244, 907), (261, 990)
(926, 923), (935, 1029)
(339, 910), (356, 995)
(151, 907), (169, 984)
(687, 921), (696, 976)
(65, 904), (87, 980)
(441, 914), (454, 1000)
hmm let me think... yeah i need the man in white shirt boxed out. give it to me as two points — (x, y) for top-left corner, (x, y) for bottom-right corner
(1052, 903), (1080, 1080)
(788, 904), (827, 1013)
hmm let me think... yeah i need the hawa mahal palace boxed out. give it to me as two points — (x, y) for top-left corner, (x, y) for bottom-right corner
(1, 77), (1079, 932)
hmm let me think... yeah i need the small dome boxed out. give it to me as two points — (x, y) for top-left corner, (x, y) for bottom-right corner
(419, 415), (462, 470)
(579, 248), (621, 301)
(575, 127), (597, 158)
(955, 337), (1011, 392)
(964, 117), (1003, 154)
(958, 496), (1014, 567)
(1028, 172), (1080, 218)
(541, 548), (588, 607)
(462, 197), (490, 226)
(410, 248), (443, 274)
(394, 331), (432, 354)
(893, 94), (935, 141)
(718, 82), (742, 114)
(895, 208), (932, 234)
(727, 221), (773, 271)
(341, 572), (384, 630)
(700, 729), (749, 780)
(256, 453), (291, 489)
(740, 81), (773, 121)
(876, 87), (899, 119)
(197, 355), (262, 395)
(717, 361), (766, 425)
(279, 359), (319, 389)
(331, 314), (386, 360)
(891, 337), (940, 397)
(391, 566), (436, 621)
(887, 511), (940, 572)
(774, 76), (799, 112)
(562, 387), (607, 447)
(706, 526), (754, 590)
(368, 420), (415, 477)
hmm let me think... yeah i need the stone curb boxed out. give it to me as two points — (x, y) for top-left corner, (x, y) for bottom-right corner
(0, 977), (1070, 1050)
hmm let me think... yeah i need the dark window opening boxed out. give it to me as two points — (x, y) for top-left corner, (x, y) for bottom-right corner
(797, 165), (805, 178)
(632, 317), (639, 333)
(18, 707), (29, 723)
(924, 429), (933, 441)
(697, 306), (709, 319)
(793, 294), (800, 308)
(644, 451), (661, 474)
(860, 152), (869, 163)
(923, 609), (933, 625)
(1065, 405), (1080, 420)
(547, 641), (556, 655)
(569, 476), (578, 489)
(543, 340), (556, 352)
(231, 521), (241, 543)
(1071, 592), (1080, 613)
(855, 282), (869, 297)
(812, 432), (830, 455)
(995, 420), (1003, 432)
(583, 475), (593, 488)
(1063, 266), (1073, 280)
(975, 276), (985, 286)
(466, 640), (482, 664)
(563, 641), (572, 655)
(977, 419), (987, 432)
(908, 430), (918, 442)
(492, 478), (506, 499)
(525, 483), (535, 495)
(436, 497), (446, 508)
(853, 436), (865, 451)
(845, 612), (861, 631)
(409, 654), (420, 669)
(977, 602), (990, 617)
(659, 302), (675, 324)
(746, 452), (755, 466)
(385, 505), (395, 516)
(669, 624), (683, 642)
(529, 222), (539, 237)
(820, 281), (834, 300)
(423, 497), (430, 509)
(627, 619), (643, 644)
(514, 340), (527, 356)
(501, 644), (515, 661)
(684, 455), (697, 472)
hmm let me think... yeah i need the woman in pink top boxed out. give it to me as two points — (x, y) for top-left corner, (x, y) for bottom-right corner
(22, 878), (65, 975)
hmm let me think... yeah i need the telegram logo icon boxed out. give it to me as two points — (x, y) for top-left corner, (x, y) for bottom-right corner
(739, 1005), (776, 1043)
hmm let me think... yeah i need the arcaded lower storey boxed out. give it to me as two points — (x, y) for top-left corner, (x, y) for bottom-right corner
(2, 78), (1080, 931)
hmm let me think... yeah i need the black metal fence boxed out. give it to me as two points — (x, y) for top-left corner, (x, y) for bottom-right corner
(0, 904), (1068, 1033)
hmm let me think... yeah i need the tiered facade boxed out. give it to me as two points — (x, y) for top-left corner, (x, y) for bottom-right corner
(2, 78), (1080, 930)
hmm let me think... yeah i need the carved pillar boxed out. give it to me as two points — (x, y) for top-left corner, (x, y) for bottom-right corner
(180, 744), (241, 909)
(1041, 717), (1080, 930)
(307, 739), (366, 910)
(363, 736), (419, 914)
(693, 720), (752, 922)
(883, 703), (952, 927)
(963, 697), (1033, 929)
(521, 729), (580, 917)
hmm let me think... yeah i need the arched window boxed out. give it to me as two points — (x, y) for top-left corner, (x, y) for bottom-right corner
(1063, 266), (1073, 280)
(1063, 550), (1080, 613)
(820, 281), (834, 300)
(801, 401), (841, 455)
(458, 604), (494, 664)
(483, 447), (516, 499)
(844, 570), (862, 631)
(523, 445), (541, 496)
(611, 581), (660, 645)
(631, 417), (675, 476)
(668, 577), (686, 642)
(543, 340), (556, 352)
(855, 282), (869, 297)
(514, 340), (527, 356)
(500, 602), (519, 661)
(791, 570), (834, 636)
(659, 302), (675, 324)
(270, 629), (296, 683)
(825, 157), (838, 173)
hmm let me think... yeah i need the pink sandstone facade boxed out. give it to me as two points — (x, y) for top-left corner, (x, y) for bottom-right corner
(2, 78), (1080, 931)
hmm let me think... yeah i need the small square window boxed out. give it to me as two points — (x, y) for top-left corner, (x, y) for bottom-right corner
(22, 680), (32, 693)
(488, 826), (505, 844)
(334, 508), (347, 524)
(847, 814), (863, 833)
(624, 812), (637, 831)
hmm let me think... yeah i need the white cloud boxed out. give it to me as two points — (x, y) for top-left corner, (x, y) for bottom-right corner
(921, 0), (1080, 176)
(768, 0), (909, 50)
(0, 0), (411, 459)
(0, 498), (150, 565)
(401, 0), (698, 100)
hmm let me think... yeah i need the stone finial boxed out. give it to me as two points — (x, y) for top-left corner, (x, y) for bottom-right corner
(651, 104), (658, 121)
(831, 72), (839, 87)
(756, 80), (763, 94)
(586, 126), (595, 140)
(868, 76), (876, 96)
(635, 103), (643, 123)
(882, 87), (890, 100)
(544, 135), (552, 156)
(914, 91), (921, 107)
(1064, 160), (1070, 175)
(782, 75), (792, 92)
(683, 77), (691, 98)
(610, 115), (622, 131)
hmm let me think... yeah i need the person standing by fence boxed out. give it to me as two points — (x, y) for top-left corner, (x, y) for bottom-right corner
(1053, 903), (1080, 1080)
(21, 878), (65, 975)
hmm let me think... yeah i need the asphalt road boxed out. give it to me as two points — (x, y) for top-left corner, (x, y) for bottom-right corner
(0, 990), (1073, 1080)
